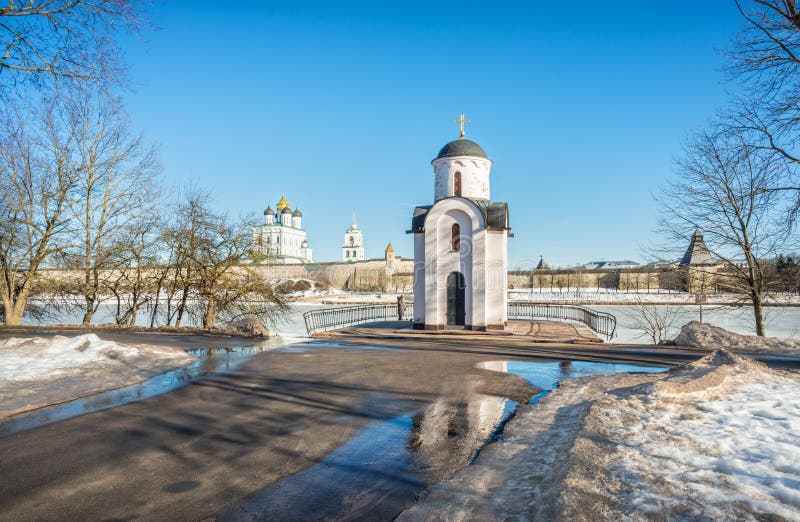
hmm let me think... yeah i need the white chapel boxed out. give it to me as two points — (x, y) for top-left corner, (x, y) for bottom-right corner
(409, 116), (511, 330)
(252, 195), (313, 263)
(342, 213), (365, 262)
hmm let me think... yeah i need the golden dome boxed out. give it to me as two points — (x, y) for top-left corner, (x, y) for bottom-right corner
(275, 194), (290, 211)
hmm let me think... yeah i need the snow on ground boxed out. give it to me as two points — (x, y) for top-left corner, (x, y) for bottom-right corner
(400, 351), (800, 521)
(0, 334), (193, 417)
(672, 320), (800, 354)
(580, 351), (800, 520)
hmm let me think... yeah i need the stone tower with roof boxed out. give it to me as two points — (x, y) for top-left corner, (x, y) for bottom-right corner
(342, 212), (365, 262)
(679, 228), (718, 293)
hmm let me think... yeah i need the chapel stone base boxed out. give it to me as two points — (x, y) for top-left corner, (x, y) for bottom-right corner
(413, 323), (506, 332)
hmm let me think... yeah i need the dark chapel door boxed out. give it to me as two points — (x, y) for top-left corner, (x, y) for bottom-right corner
(446, 272), (466, 326)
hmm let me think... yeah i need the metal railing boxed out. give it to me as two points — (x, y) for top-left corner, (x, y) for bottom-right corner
(303, 302), (616, 338)
(507, 302), (617, 339)
(304, 303), (408, 336)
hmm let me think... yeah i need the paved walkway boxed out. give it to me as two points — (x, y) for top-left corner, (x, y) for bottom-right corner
(325, 320), (603, 343)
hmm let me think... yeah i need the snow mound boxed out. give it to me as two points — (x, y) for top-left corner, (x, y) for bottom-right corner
(0, 334), (194, 417)
(571, 350), (800, 520)
(216, 318), (275, 337)
(0, 334), (189, 383)
(654, 349), (770, 395)
(673, 321), (800, 354)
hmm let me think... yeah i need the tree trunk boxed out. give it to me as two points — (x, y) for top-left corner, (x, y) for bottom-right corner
(202, 300), (215, 329)
(82, 295), (95, 325)
(4, 300), (25, 326)
(150, 283), (161, 328)
(752, 290), (766, 337)
(3, 302), (20, 325)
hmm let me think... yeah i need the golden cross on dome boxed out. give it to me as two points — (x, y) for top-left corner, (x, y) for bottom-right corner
(455, 113), (471, 138)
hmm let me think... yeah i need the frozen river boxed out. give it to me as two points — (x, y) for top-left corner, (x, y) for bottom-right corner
(596, 304), (800, 343)
(21, 300), (800, 343)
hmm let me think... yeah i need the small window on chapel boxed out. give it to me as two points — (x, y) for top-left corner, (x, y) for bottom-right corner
(451, 223), (460, 251)
(454, 172), (462, 197)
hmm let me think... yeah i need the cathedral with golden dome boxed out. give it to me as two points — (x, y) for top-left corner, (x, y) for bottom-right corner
(252, 194), (313, 263)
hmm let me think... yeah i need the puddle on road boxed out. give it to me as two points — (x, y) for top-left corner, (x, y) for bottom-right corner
(223, 390), (520, 520)
(275, 340), (395, 353)
(480, 359), (668, 404)
(0, 342), (285, 437)
(221, 412), (424, 522)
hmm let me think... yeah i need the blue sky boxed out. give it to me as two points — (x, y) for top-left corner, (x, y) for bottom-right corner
(121, 1), (744, 268)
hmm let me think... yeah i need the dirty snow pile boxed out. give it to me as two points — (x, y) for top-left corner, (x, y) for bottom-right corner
(575, 350), (800, 520)
(0, 334), (193, 417)
(216, 318), (275, 337)
(673, 321), (800, 354)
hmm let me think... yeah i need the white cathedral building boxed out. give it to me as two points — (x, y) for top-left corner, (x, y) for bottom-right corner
(409, 116), (511, 330)
(342, 213), (365, 262)
(252, 195), (313, 263)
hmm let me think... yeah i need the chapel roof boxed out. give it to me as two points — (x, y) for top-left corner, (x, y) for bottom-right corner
(407, 199), (510, 233)
(434, 138), (488, 161)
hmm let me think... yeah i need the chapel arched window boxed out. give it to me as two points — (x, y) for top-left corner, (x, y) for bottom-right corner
(454, 172), (462, 197)
(451, 223), (460, 251)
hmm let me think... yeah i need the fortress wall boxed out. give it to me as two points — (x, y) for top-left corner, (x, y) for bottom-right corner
(250, 257), (416, 291)
(36, 262), (720, 294)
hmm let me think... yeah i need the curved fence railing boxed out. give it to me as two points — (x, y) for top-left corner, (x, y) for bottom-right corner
(304, 302), (616, 338)
(304, 303), (409, 336)
(507, 302), (617, 339)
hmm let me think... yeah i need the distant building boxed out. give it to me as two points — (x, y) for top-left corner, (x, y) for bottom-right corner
(679, 229), (719, 294)
(679, 228), (715, 266)
(583, 260), (641, 270)
(342, 213), (365, 262)
(251, 195), (313, 264)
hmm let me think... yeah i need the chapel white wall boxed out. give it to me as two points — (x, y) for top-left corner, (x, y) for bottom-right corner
(432, 156), (492, 201)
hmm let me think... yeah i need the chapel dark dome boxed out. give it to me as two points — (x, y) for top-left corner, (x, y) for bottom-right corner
(281, 207), (292, 214)
(264, 206), (274, 216)
(435, 138), (488, 160)
(292, 208), (303, 217)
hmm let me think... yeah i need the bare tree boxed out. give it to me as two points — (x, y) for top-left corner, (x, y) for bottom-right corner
(727, 0), (800, 219)
(625, 298), (681, 344)
(0, 98), (79, 324)
(65, 87), (160, 325)
(0, 0), (149, 91)
(106, 211), (161, 326)
(165, 187), (287, 329)
(658, 125), (793, 335)
(169, 186), (212, 328)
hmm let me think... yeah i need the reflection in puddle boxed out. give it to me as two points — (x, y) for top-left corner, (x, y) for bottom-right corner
(222, 413), (424, 521)
(408, 393), (518, 481)
(0, 343), (283, 437)
(480, 360), (668, 404)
